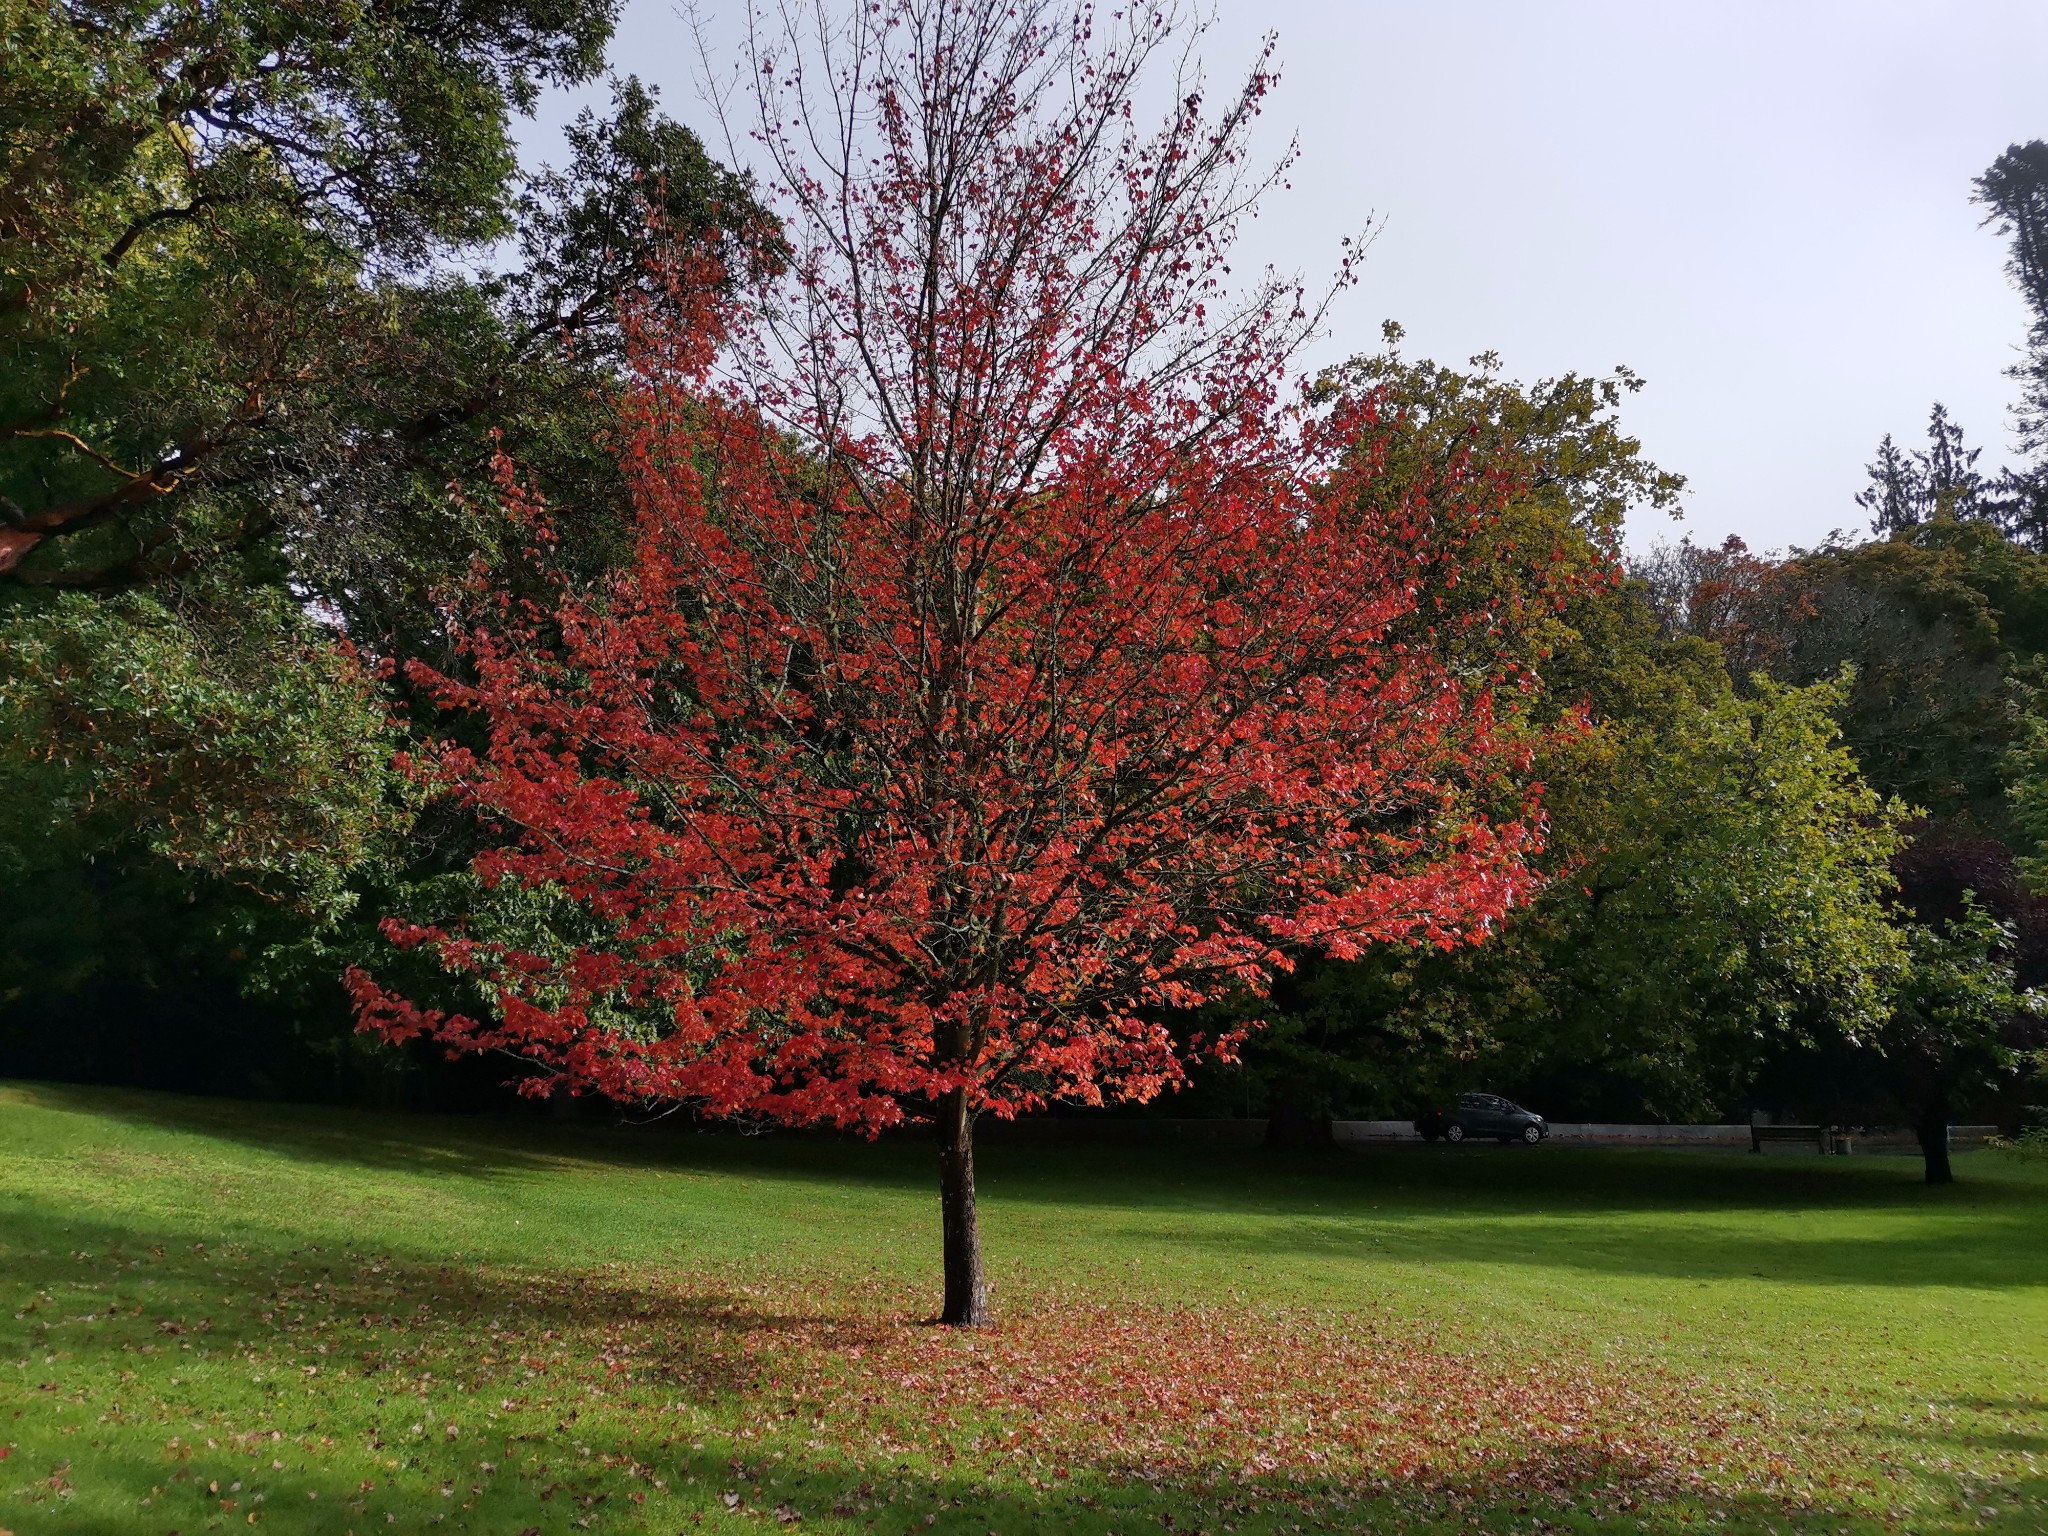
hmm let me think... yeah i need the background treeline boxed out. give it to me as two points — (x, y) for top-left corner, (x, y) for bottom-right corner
(2, 0), (2043, 1158)
(1206, 144), (2048, 1147)
(0, 0), (765, 1107)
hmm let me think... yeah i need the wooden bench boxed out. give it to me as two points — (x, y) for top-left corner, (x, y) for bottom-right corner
(1750, 1122), (1834, 1153)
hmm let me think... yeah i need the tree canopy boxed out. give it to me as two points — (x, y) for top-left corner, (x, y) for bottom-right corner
(350, 0), (1557, 1325)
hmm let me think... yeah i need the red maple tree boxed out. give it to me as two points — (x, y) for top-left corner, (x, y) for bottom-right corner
(353, 0), (1549, 1324)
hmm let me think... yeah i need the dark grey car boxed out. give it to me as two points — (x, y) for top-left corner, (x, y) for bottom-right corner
(1418, 1093), (1549, 1145)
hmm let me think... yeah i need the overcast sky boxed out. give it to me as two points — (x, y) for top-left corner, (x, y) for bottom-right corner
(519, 1), (2048, 556)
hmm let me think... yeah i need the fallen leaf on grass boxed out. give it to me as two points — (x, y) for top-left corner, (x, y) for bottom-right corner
(735, 1291), (1857, 1521)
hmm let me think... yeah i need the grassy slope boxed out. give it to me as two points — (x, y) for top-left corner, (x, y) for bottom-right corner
(1, 1081), (2043, 1536)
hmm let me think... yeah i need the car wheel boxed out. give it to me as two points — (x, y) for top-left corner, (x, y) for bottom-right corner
(1444, 1123), (1465, 1144)
(1521, 1123), (1542, 1145)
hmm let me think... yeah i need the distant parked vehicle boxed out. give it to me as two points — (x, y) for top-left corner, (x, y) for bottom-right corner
(1415, 1093), (1549, 1145)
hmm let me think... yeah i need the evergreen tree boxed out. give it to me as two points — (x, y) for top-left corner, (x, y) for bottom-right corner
(1971, 141), (2048, 549)
(1858, 433), (1919, 536)
(1976, 142), (2048, 467)
(1855, 404), (2000, 537)
(1920, 404), (1992, 520)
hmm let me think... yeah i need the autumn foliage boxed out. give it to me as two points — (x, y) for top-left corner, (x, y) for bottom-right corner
(355, 334), (1544, 1098)
(351, 0), (1552, 1322)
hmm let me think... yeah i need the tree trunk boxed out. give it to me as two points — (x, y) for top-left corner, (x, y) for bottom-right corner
(1264, 1078), (1333, 1150)
(936, 1088), (992, 1327)
(1916, 1095), (1954, 1186)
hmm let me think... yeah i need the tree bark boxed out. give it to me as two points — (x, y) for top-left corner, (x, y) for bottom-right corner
(936, 1087), (992, 1327)
(1916, 1094), (1954, 1186)
(1264, 1078), (1333, 1150)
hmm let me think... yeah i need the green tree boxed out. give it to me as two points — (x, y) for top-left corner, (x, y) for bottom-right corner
(1662, 521), (2048, 842)
(1975, 139), (2048, 545)
(1312, 328), (1683, 689)
(1, 0), (761, 597)
(1478, 670), (1907, 1116)
(1878, 900), (2027, 1183)
(5, 0), (582, 581)
(0, 574), (406, 914)
(1854, 404), (2003, 536)
(1241, 656), (1908, 1126)
(1213, 349), (1909, 1130)
(1236, 342), (1682, 1138)
(1, 0), (766, 861)
(0, 1), (768, 1093)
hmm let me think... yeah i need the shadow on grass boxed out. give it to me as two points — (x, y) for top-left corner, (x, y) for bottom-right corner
(10, 1435), (1935, 1536)
(988, 1138), (2048, 1216)
(1123, 1202), (2048, 1289)
(1851, 1410), (2048, 1536)
(3, 1204), (859, 1532)
(983, 1137), (2048, 1291)
(0, 1207), (809, 1397)
(22, 1078), (2035, 1208)
(12, 1080), (2048, 1293)
(8, 1078), (953, 1201)
(1, 1207), (1946, 1536)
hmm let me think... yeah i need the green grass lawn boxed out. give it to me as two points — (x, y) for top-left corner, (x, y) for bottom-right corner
(2, 1081), (2043, 1536)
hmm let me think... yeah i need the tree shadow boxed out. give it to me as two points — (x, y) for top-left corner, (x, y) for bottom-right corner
(19, 1078), (2045, 1214)
(5, 1078), (944, 1193)
(5, 1199), (2034, 1534)
(10, 1432), (1920, 1535)
(13, 1081), (2048, 1295)
(6, 1079), (577, 1180)
(1850, 1402), (2048, 1535)
(1122, 1203), (2048, 1289)
(983, 1137), (2048, 1219)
